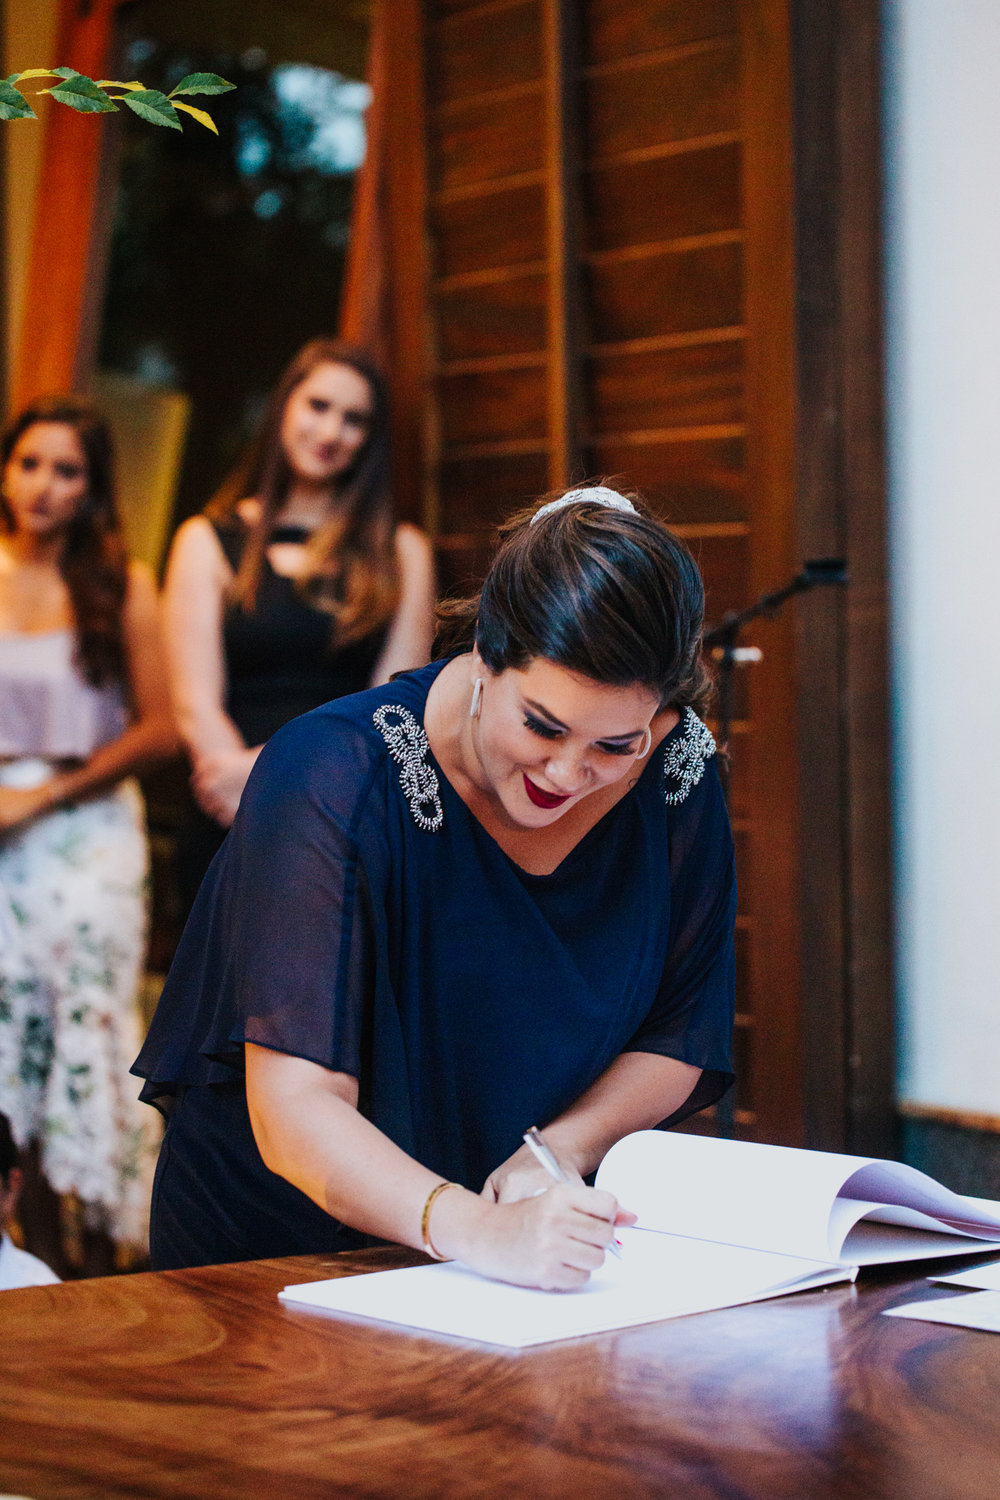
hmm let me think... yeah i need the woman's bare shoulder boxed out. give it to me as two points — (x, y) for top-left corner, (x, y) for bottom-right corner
(394, 522), (434, 572)
(166, 514), (232, 581)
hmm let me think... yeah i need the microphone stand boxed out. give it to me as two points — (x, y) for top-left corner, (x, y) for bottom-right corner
(703, 558), (849, 804)
(701, 558), (848, 1139)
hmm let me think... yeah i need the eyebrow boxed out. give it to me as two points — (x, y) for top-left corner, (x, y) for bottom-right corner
(522, 697), (644, 743)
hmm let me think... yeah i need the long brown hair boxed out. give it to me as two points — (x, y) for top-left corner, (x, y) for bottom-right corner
(207, 338), (398, 644)
(435, 488), (712, 715)
(0, 396), (128, 686)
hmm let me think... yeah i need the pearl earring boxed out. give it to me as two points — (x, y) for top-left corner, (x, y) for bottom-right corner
(636, 726), (652, 758)
(470, 678), (484, 719)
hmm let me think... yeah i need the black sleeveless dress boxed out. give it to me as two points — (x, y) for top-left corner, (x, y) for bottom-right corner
(174, 516), (387, 909)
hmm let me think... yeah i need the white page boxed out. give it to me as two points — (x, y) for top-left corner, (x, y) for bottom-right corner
(932, 1258), (1000, 1291)
(830, 1199), (1000, 1264)
(838, 1161), (1000, 1236)
(597, 1132), (869, 1262)
(840, 1220), (1000, 1266)
(596, 1131), (1000, 1264)
(883, 1290), (1000, 1333)
(278, 1226), (850, 1349)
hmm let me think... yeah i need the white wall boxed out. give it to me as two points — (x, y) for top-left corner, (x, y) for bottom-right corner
(885, 0), (1000, 1117)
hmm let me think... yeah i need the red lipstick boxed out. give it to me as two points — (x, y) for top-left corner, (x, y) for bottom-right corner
(523, 774), (571, 809)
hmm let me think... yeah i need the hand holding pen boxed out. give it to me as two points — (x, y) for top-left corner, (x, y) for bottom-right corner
(523, 1126), (624, 1259)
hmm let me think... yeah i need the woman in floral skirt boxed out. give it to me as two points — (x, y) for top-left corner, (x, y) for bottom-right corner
(0, 396), (176, 1276)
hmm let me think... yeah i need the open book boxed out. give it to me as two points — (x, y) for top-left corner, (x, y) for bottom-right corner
(278, 1132), (1000, 1349)
(594, 1130), (1000, 1267)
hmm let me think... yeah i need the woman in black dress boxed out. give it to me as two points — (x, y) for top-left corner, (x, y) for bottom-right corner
(162, 339), (435, 907)
(137, 487), (735, 1289)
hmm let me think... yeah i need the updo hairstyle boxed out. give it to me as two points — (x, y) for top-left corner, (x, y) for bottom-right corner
(435, 489), (711, 714)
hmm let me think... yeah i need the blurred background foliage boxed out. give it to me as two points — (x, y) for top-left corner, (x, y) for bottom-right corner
(98, 0), (370, 526)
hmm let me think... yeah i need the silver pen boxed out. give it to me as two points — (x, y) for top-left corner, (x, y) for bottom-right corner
(523, 1125), (623, 1259)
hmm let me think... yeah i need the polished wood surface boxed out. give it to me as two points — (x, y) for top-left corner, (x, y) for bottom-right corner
(3, 1250), (1000, 1499)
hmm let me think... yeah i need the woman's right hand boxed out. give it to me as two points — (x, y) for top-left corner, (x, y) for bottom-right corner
(191, 746), (260, 826)
(244, 1047), (626, 1294)
(0, 782), (52, 834)
(437, 1181), (625, 1291)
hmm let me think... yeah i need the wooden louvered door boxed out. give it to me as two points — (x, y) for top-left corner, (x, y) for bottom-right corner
(393, 0), (804, 1144)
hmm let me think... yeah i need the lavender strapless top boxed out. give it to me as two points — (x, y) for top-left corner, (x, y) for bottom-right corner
(0, 630), (128, 758)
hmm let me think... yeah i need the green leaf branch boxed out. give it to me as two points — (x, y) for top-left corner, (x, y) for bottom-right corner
(0, 70), (235, 131)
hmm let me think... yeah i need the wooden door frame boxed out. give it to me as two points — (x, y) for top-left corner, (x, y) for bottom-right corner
(791, 0), (895, 1156)
(739, 0), (804, 1146)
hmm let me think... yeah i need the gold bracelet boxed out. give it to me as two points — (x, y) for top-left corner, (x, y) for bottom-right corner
(421, 1180), (460, 1261)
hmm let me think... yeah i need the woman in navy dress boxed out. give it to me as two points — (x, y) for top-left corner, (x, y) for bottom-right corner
(135, 486), (735, 1290)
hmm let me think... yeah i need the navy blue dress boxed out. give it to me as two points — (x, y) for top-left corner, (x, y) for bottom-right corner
(135, 659), (736, 1268)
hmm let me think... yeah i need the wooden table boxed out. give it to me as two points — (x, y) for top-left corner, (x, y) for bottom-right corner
(2, 1248), (999, 1499)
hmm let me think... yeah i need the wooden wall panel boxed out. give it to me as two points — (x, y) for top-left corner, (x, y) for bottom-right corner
(430, 97), (545, 191)
(736, 0), (802, 1146)
(725, 727), (752, 822)
(431, 0), (500, 15)
(587, 0), (737, 59)
(589, 341), (744, 432)
(436, 272), (547, 359)
(432, 1), (543, 98)
(588, 434), (747, 523)
(438, 452), (549, 531)
(438, 367), (548, 447)
(690, 532), (751, 627)
(792, 0), (894, 1156)
(585, 42), (738, 158)
(587, 241), (743, 344)
(432, 184), (546, 276)
(586, 143), (741, 251)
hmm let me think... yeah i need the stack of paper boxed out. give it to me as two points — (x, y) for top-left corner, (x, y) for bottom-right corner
(279, 1228), (849, 1348)
(884, 1257), (1000, 1334)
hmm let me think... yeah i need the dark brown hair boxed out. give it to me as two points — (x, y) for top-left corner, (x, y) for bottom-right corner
(0, 396), (128, 686)
(0, 1110), (17, 1185)
(435, 490), (711, 714)
(207, 338), (398, 644)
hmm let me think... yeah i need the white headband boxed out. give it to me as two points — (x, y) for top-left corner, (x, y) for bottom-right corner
(529, 486), (637, 526)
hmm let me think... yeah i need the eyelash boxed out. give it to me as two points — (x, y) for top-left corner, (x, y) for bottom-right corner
(523, 713), (561, 740)
(308, 398), (369, 427)
(18, 457), (81, 480)
(522, 714), (635, 756)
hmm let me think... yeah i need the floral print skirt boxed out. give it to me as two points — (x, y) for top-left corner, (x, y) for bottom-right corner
(0, 760), (159, 1249)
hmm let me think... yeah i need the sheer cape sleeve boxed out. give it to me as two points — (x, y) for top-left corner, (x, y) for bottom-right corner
(624, 752), (737, 1125)
(132, 703), (389, 1110)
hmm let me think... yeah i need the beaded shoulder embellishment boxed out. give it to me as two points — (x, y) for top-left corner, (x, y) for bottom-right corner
(662, 707), (716, 806)
(372, 704), (444, 832)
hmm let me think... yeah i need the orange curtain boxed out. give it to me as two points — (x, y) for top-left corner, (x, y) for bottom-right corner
(336, 0), (430, 524)
(14, 0), (124, 409)
(338, 0), (390, 368)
